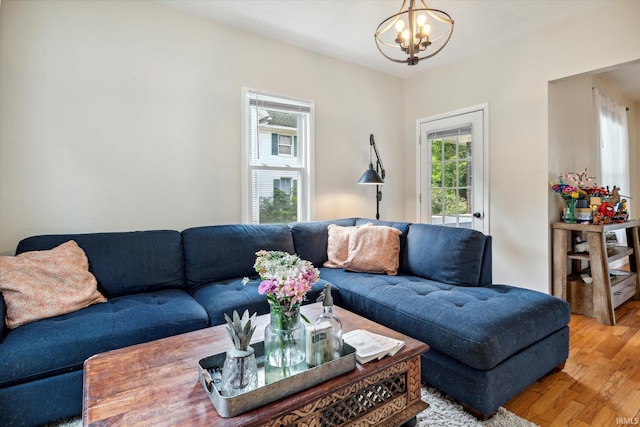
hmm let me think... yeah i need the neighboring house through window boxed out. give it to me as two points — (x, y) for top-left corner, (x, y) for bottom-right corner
(242, 89), (313, 224)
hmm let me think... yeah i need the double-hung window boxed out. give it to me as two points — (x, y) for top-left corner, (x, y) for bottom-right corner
(242, 89), (314, 224)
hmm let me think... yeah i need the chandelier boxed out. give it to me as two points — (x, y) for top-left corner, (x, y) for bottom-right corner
(375, 0), (454, 66)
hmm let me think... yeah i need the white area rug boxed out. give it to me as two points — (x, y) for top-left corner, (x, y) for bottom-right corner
(417, 385), (539, 427)
(46, 385), (537, 427)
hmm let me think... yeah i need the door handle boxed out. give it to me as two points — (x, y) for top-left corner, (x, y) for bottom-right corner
(473, 212), (483, 219)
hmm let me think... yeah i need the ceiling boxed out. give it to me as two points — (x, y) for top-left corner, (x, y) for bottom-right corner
(598, 63), (640, 103)
(155, 0), (611, 80)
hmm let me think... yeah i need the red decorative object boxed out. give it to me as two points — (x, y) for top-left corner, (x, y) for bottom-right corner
(598, 202), (615, 217)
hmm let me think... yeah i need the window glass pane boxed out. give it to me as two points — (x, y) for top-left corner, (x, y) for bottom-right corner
(245, 89), (312, 224)
(250, 109), (302, 166)
(431, 188), (444, 217)
(251, 170), (299, 224)
(278, 135), (292, 155)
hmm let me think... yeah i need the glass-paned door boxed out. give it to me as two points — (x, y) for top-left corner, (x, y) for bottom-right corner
(418, 108), (487, 233)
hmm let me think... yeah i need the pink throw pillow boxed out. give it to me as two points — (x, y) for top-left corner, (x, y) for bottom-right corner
(0, 240), (106, 329)
(344, 225), (402, 275)
(324, 224), (355, 268)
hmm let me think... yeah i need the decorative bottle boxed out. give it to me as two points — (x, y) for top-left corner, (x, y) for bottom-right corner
(309, 283), (343, 366)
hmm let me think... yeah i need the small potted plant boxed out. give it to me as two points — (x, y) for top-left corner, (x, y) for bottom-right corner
(221, 309), (259, 397)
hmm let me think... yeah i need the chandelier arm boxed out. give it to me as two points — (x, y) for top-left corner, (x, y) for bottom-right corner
(427, 9), (453, 24)
(375, 10), (408, 37)
(375, 43), (415, 63)
(377, 38), (406, 49)
(376, 0), (408, 35)
(413, 29), (454, 60)
(376, 15), (399, 37)
(428, 30), (452, 44)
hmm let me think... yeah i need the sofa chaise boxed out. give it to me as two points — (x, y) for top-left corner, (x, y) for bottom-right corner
(0, 218), (570, 426)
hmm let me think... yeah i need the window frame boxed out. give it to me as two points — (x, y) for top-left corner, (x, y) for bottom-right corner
(241, 88), (314, 224)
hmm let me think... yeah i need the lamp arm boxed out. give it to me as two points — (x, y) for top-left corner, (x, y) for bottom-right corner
(369, 134), (386, 179)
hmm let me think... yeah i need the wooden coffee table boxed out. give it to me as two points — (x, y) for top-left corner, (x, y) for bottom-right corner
(83, 303), (429, 426)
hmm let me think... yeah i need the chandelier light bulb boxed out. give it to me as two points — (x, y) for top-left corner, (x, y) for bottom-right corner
(395, 19), (405, 32)
(416, 14), (427, 27)
(402, 29), (410, 45)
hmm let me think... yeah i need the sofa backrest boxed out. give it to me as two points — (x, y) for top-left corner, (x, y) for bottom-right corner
(402, 223), (492, 286)
(182, 224), (295, 287)
(15, 230), (186, 298)
(288, 218), (357, 267)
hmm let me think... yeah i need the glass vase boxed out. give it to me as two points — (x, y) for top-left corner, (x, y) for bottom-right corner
(563, 198), (577, 223)
(220, 347), (258, 397)
(264, 301), (307, 384)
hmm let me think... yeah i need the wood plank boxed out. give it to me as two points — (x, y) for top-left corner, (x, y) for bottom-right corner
(586, 230), (615, 325)
(505, 300), (640, 426)
(553, 228), (569, 300)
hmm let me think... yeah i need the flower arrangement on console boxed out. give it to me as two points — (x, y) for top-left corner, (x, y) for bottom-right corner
(550, 170), (598, 201)
(550, 169), (628, 224)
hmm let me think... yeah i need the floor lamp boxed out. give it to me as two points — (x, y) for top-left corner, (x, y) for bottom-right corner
(357, 134), (385, 220)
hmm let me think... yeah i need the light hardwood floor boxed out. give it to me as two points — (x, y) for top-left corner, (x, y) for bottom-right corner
(504, 300), (640, 426)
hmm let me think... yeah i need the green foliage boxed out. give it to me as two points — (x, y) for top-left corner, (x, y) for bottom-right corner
(430, 139), (471, 216)
(259, 188), (298, 223)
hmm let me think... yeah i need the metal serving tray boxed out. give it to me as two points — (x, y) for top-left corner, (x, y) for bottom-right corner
(198, 341), (356, 418)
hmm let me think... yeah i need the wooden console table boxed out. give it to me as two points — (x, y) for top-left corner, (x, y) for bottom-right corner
(552, 220), (640, 325)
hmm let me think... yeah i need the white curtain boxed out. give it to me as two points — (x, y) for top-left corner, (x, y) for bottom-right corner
(594, 88), (630, 247)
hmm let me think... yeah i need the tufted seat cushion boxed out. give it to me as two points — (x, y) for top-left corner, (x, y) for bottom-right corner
(319, 268), (570, 370)
(0, 290), (209, 388)
(190, 277), (340, 326)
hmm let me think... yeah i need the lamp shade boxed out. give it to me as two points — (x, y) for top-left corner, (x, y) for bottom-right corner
(358, 165), (384, 185)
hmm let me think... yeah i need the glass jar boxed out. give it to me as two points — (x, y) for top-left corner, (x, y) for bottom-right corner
(264, 302), (307, 384)
(220, 347), (258, 397)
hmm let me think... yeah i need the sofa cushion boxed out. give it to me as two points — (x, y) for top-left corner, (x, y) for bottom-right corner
(190, 277), (338, 326)
(354, 219), (411, 273)
(344, 225), (401, 275)
(318, 268), (570, 370)
(403, 223), (489, 286)
(183, 224), (296, 287)
(324, 224), (355, 268)
(0, 241), (106, 329)
(0, 289), (209, 388)
(289, 219), (356, 267)
(16, 230), (186, 298)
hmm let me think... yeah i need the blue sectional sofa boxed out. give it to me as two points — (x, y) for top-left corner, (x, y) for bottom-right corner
(0, 218), (570, 426)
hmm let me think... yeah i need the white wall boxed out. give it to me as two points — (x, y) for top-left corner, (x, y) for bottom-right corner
(0, 0), (404, 255)
(403, 0), (640, 292)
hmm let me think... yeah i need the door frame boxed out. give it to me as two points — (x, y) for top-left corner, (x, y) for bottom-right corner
(415, 103), (490, 234)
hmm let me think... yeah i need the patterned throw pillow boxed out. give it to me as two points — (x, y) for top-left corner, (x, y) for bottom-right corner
(324, 223), (402, 275)
(324, 224), (356, 268)
(0, 240), (106, 329)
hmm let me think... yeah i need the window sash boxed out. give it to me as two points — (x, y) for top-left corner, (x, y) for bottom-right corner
(243, 88), (313, 224)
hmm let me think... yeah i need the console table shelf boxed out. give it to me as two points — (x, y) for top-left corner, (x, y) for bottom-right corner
(552, 220), (640, 325)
